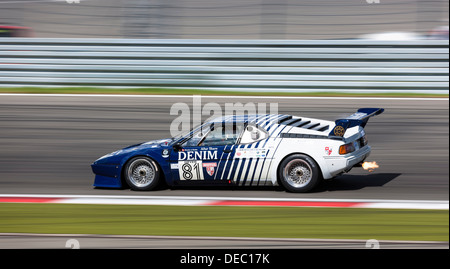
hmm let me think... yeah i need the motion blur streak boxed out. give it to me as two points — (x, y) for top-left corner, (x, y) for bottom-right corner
(0, 233), (448, 249)
(0, 0), (448, 39)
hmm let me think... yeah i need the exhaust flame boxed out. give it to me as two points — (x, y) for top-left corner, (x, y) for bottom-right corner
(362, 161), (379, 172)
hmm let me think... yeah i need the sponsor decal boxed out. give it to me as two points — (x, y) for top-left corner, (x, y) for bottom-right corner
(162, 149), (170, 158)
(170, 163), (179, 169)
(333, 126), (345, 137)
(346, 112), (367, 120)
(178, 150), (217, 161)
(177, 148), (218, 179)
(235, 148), (267, 158)
(325, 147), (332, 156)
(203, 162), (217, 176)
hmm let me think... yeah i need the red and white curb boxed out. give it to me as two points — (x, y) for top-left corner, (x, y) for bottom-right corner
(0, 194), (448, 210)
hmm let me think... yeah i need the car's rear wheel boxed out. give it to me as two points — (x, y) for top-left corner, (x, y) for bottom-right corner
(124, 156), (160, 191)
(278, 154), (321, 193)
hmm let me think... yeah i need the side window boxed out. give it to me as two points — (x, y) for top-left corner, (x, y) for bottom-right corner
(240, 125), (268, 144)
(200, 124), (244, 146)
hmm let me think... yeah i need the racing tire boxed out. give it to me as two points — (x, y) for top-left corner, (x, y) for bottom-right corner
(278, 154), (321, 193)
(124, 156), (160, 191)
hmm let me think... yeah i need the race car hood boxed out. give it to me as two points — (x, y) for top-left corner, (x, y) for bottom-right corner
(94, 138), (172, 164)
(123, 138), (172, 149)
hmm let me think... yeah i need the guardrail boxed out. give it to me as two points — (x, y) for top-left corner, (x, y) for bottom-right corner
(0, 38), (448, 93)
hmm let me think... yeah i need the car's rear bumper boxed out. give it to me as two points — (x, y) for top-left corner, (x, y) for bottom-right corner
(323, 145), (371, 178)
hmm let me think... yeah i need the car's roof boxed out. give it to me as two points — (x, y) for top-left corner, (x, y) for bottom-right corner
(207, 114), (333, 134)
(208, 114), (288, 124)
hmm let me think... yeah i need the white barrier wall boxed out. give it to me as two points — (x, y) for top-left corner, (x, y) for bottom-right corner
(0, 38), (448, 93)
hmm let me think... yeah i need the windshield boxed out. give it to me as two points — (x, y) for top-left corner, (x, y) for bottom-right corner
(175, 121), (247, 147)
(170, 122), (211, 145)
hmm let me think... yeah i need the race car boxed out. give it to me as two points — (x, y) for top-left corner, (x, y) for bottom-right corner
(91, 108), (384, 193)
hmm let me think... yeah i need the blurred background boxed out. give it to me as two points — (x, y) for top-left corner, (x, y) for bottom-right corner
(0, 0), (448, 40)
(0, 0), (448, 93)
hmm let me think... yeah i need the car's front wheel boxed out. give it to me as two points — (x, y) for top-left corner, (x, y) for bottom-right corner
(124, 156), (160, 191)
(278, 154), (321, 193)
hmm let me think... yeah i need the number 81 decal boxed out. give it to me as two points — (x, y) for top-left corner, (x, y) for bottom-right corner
(178, 161), (204, 180)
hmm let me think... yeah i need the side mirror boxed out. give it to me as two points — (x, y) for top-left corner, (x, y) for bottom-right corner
(173, 143), (182, 152)
(251, 130), (260, 140)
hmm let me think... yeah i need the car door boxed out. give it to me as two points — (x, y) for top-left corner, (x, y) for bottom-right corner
(229, 124), (271, 186)
(169, 122), (245, 182)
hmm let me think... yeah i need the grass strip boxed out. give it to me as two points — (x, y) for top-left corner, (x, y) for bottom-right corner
(0, 203), (448, 241)
(0, 87), (448, 98)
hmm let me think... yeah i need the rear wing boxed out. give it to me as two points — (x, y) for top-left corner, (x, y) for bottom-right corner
(329, 108), (384, 137)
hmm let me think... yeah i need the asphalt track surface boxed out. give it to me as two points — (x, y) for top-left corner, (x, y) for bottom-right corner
(0, 94), (448, 201)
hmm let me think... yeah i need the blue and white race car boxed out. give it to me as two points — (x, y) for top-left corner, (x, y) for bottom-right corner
(91, 108), (383, 193)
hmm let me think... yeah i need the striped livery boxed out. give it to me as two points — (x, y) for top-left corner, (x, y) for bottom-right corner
(92, 108), (383, 192)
